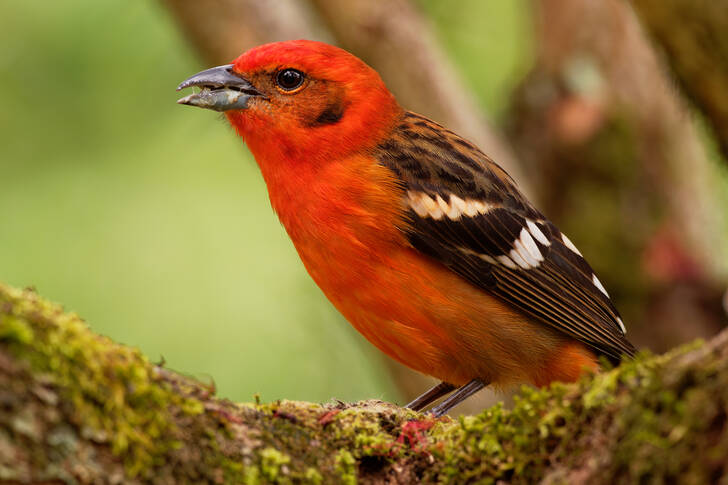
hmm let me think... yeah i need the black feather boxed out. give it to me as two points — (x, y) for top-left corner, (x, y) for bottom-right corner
(376, 111), (636, 363)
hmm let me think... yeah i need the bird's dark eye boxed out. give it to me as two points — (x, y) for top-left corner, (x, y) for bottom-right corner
(276, 69), (304, 91)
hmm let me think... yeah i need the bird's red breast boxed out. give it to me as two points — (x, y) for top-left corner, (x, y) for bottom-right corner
(179, 39), (634, 391)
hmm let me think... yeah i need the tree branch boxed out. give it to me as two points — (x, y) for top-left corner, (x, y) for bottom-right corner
(631, 0), (728, 162)
(1, 282), (726, 483)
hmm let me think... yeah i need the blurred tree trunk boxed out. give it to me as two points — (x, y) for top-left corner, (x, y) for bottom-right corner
(163, 0), (522, 414)
(506, 0), (728, 353)
(631, 0), (728, 162)
(161, 0), (329, 65)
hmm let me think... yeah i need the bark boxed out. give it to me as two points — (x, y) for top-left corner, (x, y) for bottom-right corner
(507, 0), (728, 352)
(2, 282), (727, 484)
(631, 0), (728, 162)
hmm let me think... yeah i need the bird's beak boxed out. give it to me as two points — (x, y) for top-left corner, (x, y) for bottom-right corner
(176, 64), (262, 112)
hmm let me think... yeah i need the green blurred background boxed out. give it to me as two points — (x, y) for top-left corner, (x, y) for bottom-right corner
(0, 1), (530, 403)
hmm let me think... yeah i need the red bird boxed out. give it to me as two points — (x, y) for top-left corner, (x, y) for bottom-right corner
(177, 40), (635, 416)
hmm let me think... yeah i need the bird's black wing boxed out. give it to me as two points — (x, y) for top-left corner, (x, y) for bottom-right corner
(375, 111), (635, 363)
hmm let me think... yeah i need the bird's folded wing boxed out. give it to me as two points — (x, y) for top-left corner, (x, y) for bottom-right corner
(376, 111), (636, 362)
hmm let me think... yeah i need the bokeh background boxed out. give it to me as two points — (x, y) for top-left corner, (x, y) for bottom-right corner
(2, 0), (727, 410)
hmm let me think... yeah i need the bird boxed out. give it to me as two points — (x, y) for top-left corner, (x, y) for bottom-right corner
(176, 40), (636, 417)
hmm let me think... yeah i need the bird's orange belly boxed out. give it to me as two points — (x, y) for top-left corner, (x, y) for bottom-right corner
(295, 231), (595, 388)
(267, 156), (597, 388)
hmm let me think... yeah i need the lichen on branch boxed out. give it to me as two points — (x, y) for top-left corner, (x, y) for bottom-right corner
(0, 283), (726, 484)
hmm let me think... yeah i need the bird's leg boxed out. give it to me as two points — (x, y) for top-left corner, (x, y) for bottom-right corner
(405, 381), (456, 411)
(429, 379), (487, 417)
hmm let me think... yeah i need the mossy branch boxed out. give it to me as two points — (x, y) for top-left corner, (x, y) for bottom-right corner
(1, 282), (726, 484)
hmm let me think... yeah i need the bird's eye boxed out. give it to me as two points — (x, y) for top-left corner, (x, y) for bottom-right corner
(276, 69), (305, 91)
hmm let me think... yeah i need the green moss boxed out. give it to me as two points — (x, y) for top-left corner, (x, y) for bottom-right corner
(243, 466), (260, 485)
(259, 447), (291, 482)
(334, 449), (357, 485)
(0, 315), (33, 344)
(0, 284), (215, 479)
(2, 282), (726, 483)
(330, 406), (406, 456)
(304, 467), (323, 484)
(410, 343), (727, 483)
(581, 367), (619, 409)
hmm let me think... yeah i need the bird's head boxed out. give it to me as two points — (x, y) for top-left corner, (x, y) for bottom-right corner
(177, 40), (401, 163)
